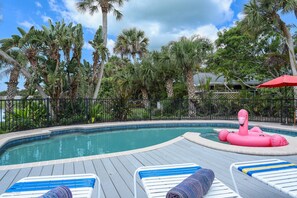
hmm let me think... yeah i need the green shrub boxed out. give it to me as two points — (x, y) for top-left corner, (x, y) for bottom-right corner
(129, 108), (149, 120)
(111, 97), (132, 121)
(6, 101), (47, 131)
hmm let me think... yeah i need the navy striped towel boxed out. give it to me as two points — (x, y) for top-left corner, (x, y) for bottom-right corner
(166, 168), (215, 198)
(40, 186), (72, 198)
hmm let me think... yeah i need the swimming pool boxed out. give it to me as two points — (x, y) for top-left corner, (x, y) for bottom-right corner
(0, 127), (219, 165)
(0, 122), (296, 166)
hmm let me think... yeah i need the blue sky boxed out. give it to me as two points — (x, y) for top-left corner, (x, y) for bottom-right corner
(0, 0), (295, 92)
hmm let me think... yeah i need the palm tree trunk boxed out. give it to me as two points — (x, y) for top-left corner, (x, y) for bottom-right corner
(165, 79), (174, 98)
(185, 69), (196, 117)
(275, 13), (297, 97)
(140, 88), (149, 108)
(102, 10), (108, 46)
(5, 66), (20, 113)
(275, 13), (297, 75)
(93, 62), (104, 100)
(92, 9), (108, 100)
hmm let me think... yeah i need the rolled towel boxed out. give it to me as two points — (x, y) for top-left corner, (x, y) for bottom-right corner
(166, 168), (215, 198)
(40, 186), (72, 198)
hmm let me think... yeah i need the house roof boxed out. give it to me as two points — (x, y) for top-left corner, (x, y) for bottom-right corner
(193, 73), (260, 86)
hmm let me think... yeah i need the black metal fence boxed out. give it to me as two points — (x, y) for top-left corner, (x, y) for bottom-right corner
(0, 98), (295, 133)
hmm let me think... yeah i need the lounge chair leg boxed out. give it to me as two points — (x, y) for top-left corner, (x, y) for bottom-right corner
(133, 168), (139, 198)
(230, 163), (240, 195)
(95, 175), (101, 198)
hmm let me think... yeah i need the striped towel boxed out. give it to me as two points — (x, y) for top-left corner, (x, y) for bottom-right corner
(40, 186), (72, 198)
(166, 169), (215, 198)
(237, 161), (297, 176)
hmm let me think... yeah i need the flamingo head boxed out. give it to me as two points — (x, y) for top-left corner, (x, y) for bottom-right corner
(238, 109), (248, 126)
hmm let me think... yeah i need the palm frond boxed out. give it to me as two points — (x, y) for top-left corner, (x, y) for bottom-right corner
(112, 8), (123, 20)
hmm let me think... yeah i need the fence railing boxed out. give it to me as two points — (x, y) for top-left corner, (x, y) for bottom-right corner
(0, 98), (295, 132)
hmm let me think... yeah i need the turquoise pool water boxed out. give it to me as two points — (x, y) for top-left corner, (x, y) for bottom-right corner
(0, 127), (218, 165)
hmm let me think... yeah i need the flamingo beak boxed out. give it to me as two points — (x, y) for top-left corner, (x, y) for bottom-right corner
(238, 117), (245, 125)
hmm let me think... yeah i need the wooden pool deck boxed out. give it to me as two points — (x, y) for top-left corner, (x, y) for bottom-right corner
(0, 139), (295, 198)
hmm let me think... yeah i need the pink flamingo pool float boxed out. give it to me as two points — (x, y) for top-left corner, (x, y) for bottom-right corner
(218, 109), (288, 147)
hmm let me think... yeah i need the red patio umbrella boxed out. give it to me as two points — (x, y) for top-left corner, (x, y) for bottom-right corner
(257, 75), (297, 124)
(257, 75), (297, 88)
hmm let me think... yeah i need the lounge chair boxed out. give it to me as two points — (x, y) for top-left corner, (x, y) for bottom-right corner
(134, 163), (240, 198)
(0, 173), (100, 198)
(230, 159), (297, 198)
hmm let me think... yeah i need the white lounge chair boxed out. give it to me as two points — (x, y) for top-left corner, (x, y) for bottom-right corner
(230, 159), (297, 198)
(134, 163), (240, 198)
(0, 173), (100, 198)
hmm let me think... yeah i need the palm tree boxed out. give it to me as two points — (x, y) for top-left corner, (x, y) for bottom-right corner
(40, 20), (85, 99)
(132, 59), (155, 108)
(114, 28), (149, 63)
(1, 27), (45, 98)
(76, 0), (129, 99)
(0, 50), (48, 97)
(76, 0), (127, 46)
(0, 27), (46, 112)
(153, 47), (180, 98)
(89, 26), (109, 99)
(243, 0), (297, 76)
(112, 62), (134, 97)
(170, 36), (213, 117)
(66, 23), (84, 99)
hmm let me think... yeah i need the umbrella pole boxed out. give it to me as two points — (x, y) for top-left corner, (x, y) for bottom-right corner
(285, 87), (288, 124)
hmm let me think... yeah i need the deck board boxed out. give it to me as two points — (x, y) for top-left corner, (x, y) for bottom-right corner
(63, 162), (74, 174)
(101, 158), (134, 197)
(116, 155), (147, 198)
(0, 139), (295, 198)
(93, 159), (120, 198)
(28, 166), (42, 176)
(0, 170), (7, 181)
(10, 167), (31, 186)
(52, 163), (63, 175)
(0, 169), (19, 193)
(74, 161), (85, 174)
(41, 165), (53, 176)
(83, 160), (105, 198)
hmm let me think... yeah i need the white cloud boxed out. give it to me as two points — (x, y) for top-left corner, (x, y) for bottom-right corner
(49, 0), (101, 29)
(35, 1), (42, 8)
(41, 15), (53, 23)
(0, 15), (3, 21)
(237, 12), (246, 21)
(18, 21), (35, 29)
(83, 41), (93, 51)
(49, 0), (236, 50)
(107, 39), (115, 54)
(194, 24), (219, 42)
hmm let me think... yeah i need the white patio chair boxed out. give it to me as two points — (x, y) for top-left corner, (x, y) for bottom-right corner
(230, 159), (297, 198)
(0, 173), (100, 198)
(134, 163), (239, 198)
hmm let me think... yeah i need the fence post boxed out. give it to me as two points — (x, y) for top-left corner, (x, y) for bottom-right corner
(209, 99), (212, 120)
(179, 99), (182, 120)
(149, 100), (152, 120)
(280, 98), (283, 123)
(85, 98), (89, 122)
(46, 98), (50, 126)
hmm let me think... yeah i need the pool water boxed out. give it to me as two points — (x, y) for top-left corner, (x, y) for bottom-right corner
(0, 127), (219, 165)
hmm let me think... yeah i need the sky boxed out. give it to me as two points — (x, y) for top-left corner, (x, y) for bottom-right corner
(0, 0), (295, 92)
